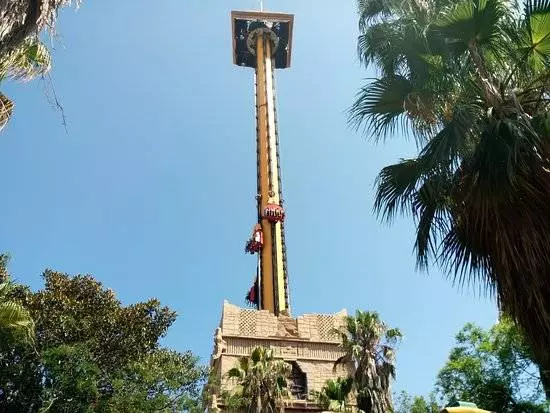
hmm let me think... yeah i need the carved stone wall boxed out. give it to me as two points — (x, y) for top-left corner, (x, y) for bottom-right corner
(217, 301), (348, 341)
(209, 301), (355, 413)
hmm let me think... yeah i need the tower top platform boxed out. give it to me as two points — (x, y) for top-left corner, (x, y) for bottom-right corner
(231, 10), (294, 69)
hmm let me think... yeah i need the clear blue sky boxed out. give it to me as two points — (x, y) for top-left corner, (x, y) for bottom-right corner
(1, 0), (496, 398)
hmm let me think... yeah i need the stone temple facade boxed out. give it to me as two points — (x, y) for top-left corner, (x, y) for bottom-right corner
(208, 301), (355, 412)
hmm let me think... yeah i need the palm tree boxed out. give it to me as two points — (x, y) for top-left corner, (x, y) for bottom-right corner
(0, 37), (51, 131)
(334, 310), (402, 413)
(0, 281), (34, 341)
(313, 377), (354, 412)
(225, 346), (291, 413)
(351, 0), (550, 396)
(0, 0), (77, 57)
(0, 2), (80, 133)
(0, 255), (34, 343)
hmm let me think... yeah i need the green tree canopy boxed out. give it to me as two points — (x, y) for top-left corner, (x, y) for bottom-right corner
(436, 317), (547, 412)
(352, 0), (550, 396)
(313, 377), (354, 412)
(394, 391), (440, 413)
(0, 263), (205, 413)
(26, 270), (177, 372)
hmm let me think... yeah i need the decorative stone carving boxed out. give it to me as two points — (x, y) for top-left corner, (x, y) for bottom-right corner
(211, 327), (227, 364)
(281, 345), (298, 359)
(277, 313), (300, 338)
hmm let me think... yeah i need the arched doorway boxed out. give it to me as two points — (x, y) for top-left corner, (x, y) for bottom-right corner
(288, 362), (307, 400)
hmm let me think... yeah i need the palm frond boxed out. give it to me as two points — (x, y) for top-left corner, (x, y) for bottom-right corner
(472, 116), (542, 195)
(419, 104), (479, 170)
(440, 225), (492, 295)
(435, 0), (506, 54)
(316, 377), (354, 412)
(0, 298), (34, 343)
(224, 346), (291, 412)
(357, 22), (402, 73)
(523, 0), (550, 71)
(0, 302), (32, 328)
(338, 310), (399, 412)
(0, 0), (80, 57)
(0, 38), (51, 81)
(358, 0), (399, 30)
(374, 158), (427, 221)
(412, 173), (453, 269)
(350, 76), (413, 140)
(0, 92), (14, 132)
(384, 328), (403, 342)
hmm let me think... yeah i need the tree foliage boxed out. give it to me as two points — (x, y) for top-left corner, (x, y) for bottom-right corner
(27, 270), (177, 372)
(312, 377), (354, 412)
(0, 0), (78, 57)
(0, 37), (52, 131)
(0, 262), (205, 413)
(436, 317), (547, 412)
(352, 0), (550, 396)
(0, 254), (34, 343)
(0, 0), (78, 132)
(224, 347), (291, 413)
(394, 391), (440, 413)
(334, 310), (402, 413)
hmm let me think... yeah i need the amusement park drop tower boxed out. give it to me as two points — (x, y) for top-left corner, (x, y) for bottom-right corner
(207, 10), (354, 413)
(233, 9), (294, 316)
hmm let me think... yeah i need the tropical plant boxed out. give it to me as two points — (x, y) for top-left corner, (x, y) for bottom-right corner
(351, 0), (550, 396)
(394, 391), (440, 413)
(333, 310), (402, 413)
(0, 281), (35, 343)
(0, 266), (206, 412)
(0, 0), (78, 57)
(225, 346), (291, 413)
(0, 37), (51, 131)
(313, 377), (354, 412)
(436, 317), (548, 412)
(27, 270), (178, 371)
(0, 255), (34, 343)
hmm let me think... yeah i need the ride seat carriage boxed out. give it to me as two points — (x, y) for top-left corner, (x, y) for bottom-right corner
(245, 224), (264, 254)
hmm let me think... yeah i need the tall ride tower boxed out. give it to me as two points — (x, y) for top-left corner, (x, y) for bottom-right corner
(207, 9), (354, 413)
(233, 10), (293, 316)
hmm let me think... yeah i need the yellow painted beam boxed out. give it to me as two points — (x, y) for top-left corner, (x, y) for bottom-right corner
(264, 38), (287, 314)
(256, 33), (275, 314)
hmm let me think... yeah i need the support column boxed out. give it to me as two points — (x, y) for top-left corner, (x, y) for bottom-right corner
(255, 33), (275, 314)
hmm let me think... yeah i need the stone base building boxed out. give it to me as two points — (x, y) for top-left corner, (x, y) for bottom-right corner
(208, 301), (355, 413)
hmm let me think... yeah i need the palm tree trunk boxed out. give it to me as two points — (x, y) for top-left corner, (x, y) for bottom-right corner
(255, 394), (261, 413)
(0, 0), (41, 57)
(356, 392), (372, 413)
(506, 286), (550, 399)
(534, 349), (550, 400)
(497, 278), (550, 400)
(539, 367), (550, 400)
(467, 40), (500, 107)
